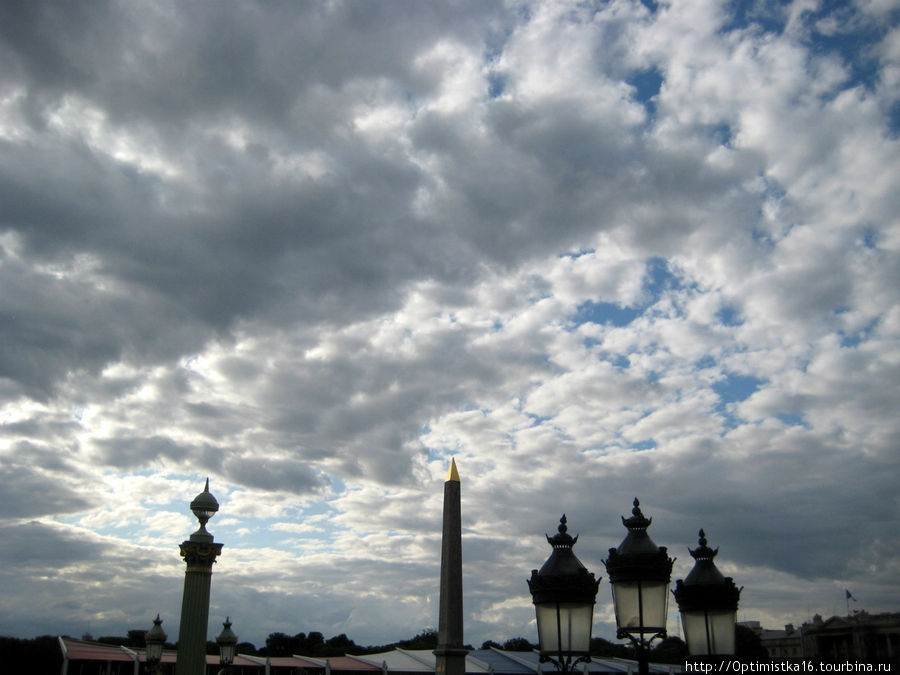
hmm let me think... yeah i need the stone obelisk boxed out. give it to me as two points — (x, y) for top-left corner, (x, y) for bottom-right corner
(435, 458), (468, 675)
(176, 479), (223, 675)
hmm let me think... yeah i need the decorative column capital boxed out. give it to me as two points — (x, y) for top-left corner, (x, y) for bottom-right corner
(180, 540), (223, 572)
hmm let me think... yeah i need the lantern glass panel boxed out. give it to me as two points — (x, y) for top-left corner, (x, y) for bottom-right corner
(219, 642), (235, 665)
(708, 609), (736, 655)
(681, 609), (736, 655)
(612, 580), (669, 633)
(146, 641), (163, 663)
(535, 602), (594, 655)
(681, 610), (709, 655)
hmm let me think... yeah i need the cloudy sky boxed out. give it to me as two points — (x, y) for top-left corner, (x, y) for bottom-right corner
(1, 0), (898, 650)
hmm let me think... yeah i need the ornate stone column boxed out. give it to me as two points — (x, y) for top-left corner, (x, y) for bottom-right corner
(175, 479), (223, 675)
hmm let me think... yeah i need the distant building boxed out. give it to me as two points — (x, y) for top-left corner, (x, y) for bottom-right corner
(740, 613), (900, 665)
(739, 621), (803, 661)
(800, 612), (900, 665)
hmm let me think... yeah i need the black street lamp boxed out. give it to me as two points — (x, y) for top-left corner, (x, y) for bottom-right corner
(528, 515), (601, 673)
(604, 499), (674, 675)
(216, 617), (238, 674)
(673, 530), (742, 659)
(145, 614), (167, 675)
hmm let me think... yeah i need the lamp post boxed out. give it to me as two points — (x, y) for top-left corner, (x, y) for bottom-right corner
(216, 617), (238, 675)
(673, 530), (742, 660)
(528, 515), (601, 673)
(145, 614), (167, 675)
(175, 479), (224, 675)
(604, 498), (674, 675)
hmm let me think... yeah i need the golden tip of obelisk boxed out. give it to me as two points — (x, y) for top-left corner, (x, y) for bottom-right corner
(446, 457), (460, 483)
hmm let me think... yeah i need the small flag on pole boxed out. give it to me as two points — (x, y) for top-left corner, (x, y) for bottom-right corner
(845, 589), (857, 601)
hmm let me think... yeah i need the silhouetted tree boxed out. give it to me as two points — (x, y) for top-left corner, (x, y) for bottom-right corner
(502, 637), (535, 651)
(236, 641), (257, 655)
(590, 637), (631, 658)
(324, 634), (358, 656)
(97, 636), (129, 647)
(263, 632), (297, 657)
(398, 629), (438, 650)
(127, 629), (147, 648)
(650, 636), (688, 663)
(0, 635), (63, 674)
(735, 624), (769, 662)
(481, 640), (502, 649)
(306, 631), (326, 654)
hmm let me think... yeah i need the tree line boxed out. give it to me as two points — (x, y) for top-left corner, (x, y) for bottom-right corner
(0, 624), (767, 672)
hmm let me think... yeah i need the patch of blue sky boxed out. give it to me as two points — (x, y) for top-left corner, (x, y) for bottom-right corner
(713, 373), (766, 404)
(611, 354), (631, 369)
(839, 319), (878, 348)
(571, 258), (684, 334)
(695, 355), (716, 370)
(644, 256), (688, 296)
(128, 467), (161, 478)
(861, 227), (878, 249)
(724, 1), (894, 94)
(632, 439), (657, 451)
(639, 0), (659, 13)
(803, 3), (895, 93)
(720, 0), (790, 36)
(558, 247), (596, 260)
(717, 305), (743, 326)
(327, 474), (347, 495)
(752, 177), (791, 247)
(776, 412), (809, 428)
(524, 412), (553, 427)
(888, 101), (900, 137)
(225, 504), (340, 546)
(573, 300), (643, 327)
(627, 67), (664, 120)
(713, 373), (765, 430)
(712, 123), (733, 147)
(487, 72), (507, 99)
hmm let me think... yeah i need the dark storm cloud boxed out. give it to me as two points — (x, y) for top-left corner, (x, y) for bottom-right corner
(91, 435), (226, 470)
(0, 1), (502, 122)
(0, 1), (510, 397)
(0, 521), (99, 567)
(222, 455), (324, 493)
(0, 459), (93, 518)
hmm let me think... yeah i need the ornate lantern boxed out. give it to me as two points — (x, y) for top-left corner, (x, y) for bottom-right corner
(604, 498), (674, 675)
(216, 617), (238, 667)
(673, 530), (742, 656)
(145, 614), (166, 674)
(528, 515), (601, 672)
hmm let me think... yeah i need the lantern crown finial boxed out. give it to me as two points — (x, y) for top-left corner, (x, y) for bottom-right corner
(216, 616), (238, 643)
(690, 529), (718, 561)
(546, 514), (578, 548)
(622, 497), (652, 530)
(528, 515), (600, 640)
(145, 613), (167, 649)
